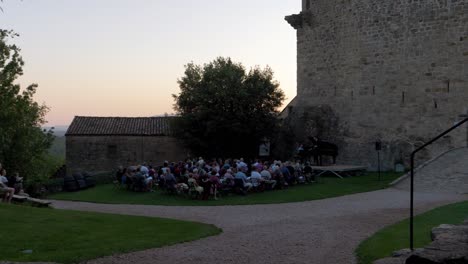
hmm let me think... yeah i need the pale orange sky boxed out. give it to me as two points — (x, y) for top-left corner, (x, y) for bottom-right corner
(1, 0), (299, 126)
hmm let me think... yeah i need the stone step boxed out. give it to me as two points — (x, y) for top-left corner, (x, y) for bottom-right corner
(12, 194), (28, 202)
(392, 147), (468, 194)
(13, 194), (51, 207)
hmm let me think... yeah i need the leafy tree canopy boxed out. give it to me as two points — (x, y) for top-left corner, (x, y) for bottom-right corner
(173, 57), (285, 158)
(0, 29), (55, 189)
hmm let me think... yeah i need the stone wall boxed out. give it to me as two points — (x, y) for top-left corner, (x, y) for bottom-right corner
(66, 136), (188, 175)
(374, 219), (468, 264)
(287, 0), (468, 170)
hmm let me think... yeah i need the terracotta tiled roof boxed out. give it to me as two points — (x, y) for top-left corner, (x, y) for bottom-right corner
(66, 116), (175, 136)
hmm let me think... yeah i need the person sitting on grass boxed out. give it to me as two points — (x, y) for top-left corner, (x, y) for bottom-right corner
(0, 169), (15, 203)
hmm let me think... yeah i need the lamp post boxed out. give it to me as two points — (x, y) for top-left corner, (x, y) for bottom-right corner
(375, 141), (382, 181)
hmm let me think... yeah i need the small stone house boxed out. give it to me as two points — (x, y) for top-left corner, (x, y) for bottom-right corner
(65, 116), (187, 175)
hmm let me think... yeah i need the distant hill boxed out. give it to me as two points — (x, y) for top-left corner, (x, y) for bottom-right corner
(43, 126), (68, 137)
(53, 130), (67, 137)
(42, 126), (68, 158)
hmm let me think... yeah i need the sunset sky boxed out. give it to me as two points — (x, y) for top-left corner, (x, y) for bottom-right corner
(1, 0), (299, 126)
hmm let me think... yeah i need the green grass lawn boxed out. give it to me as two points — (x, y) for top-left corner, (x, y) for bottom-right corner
(0, 204), (221, 264)
(356, 201), (468, 264)
(49, 172), (401, 206)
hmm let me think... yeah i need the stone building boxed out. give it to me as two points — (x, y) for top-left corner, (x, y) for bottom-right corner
(285, 0), (468, 170)
(66, 116), (187, 175)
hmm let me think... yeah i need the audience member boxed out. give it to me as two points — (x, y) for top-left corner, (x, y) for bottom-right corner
(8, 172), (24, 194)
(111, 157), (314, 198)
(235, 167), (252, 191)
(0, 169), (14, 203)
(188, 173), (203, 196)
(116, 166), (125, 184)
(260, 166), (277, 189)
(250, 166), (264, 189)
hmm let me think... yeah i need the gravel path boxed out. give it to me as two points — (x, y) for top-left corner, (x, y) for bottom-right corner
(51, 188), (467, 264)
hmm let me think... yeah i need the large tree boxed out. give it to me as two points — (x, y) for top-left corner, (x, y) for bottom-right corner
(173, 57), (285, 159)
(0, 29), (54, 188)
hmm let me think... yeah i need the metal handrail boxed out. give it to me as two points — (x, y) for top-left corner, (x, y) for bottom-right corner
(409, 116), (468, 250)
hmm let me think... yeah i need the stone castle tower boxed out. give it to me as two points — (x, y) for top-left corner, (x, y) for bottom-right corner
(285, 0), (468, 170)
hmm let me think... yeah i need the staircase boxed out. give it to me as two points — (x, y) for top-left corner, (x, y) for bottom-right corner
(392, 147), (468, 194)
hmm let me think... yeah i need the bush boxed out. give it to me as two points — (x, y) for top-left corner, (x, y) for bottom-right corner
(44, 178), (65, 193)
(24, 154), (64, 197)
(92, 172), (114, 185)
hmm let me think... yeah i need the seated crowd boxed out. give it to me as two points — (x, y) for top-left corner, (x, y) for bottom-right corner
(115, 158), (317, 200)
(0, 162), (26, 203)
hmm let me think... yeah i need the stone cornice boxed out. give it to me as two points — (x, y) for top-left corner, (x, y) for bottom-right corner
(285, 11), (313, 29)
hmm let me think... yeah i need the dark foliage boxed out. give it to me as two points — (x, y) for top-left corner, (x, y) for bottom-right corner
(0, 29), (58, 194)
(173, 57), (285, 159)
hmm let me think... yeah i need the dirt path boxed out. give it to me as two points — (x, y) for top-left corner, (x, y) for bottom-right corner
(51, 188), (467, 264)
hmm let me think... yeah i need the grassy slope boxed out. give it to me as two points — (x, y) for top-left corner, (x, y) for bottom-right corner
(50, 172), (401, 206)
(356, 201), (468, 264)
(0, 204), (221, 263)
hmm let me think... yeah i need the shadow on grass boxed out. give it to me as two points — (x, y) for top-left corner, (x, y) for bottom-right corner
(0, 203), (222, 263)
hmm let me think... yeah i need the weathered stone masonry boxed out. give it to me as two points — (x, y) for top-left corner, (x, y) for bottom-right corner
(66, 117), (188, 175)
(66, 136), (186, 175)
(286, 0), (468, 170)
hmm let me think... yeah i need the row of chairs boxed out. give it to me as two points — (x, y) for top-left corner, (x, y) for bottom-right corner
(114, 175), (290, 200)
(162, 178), (264, 200)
